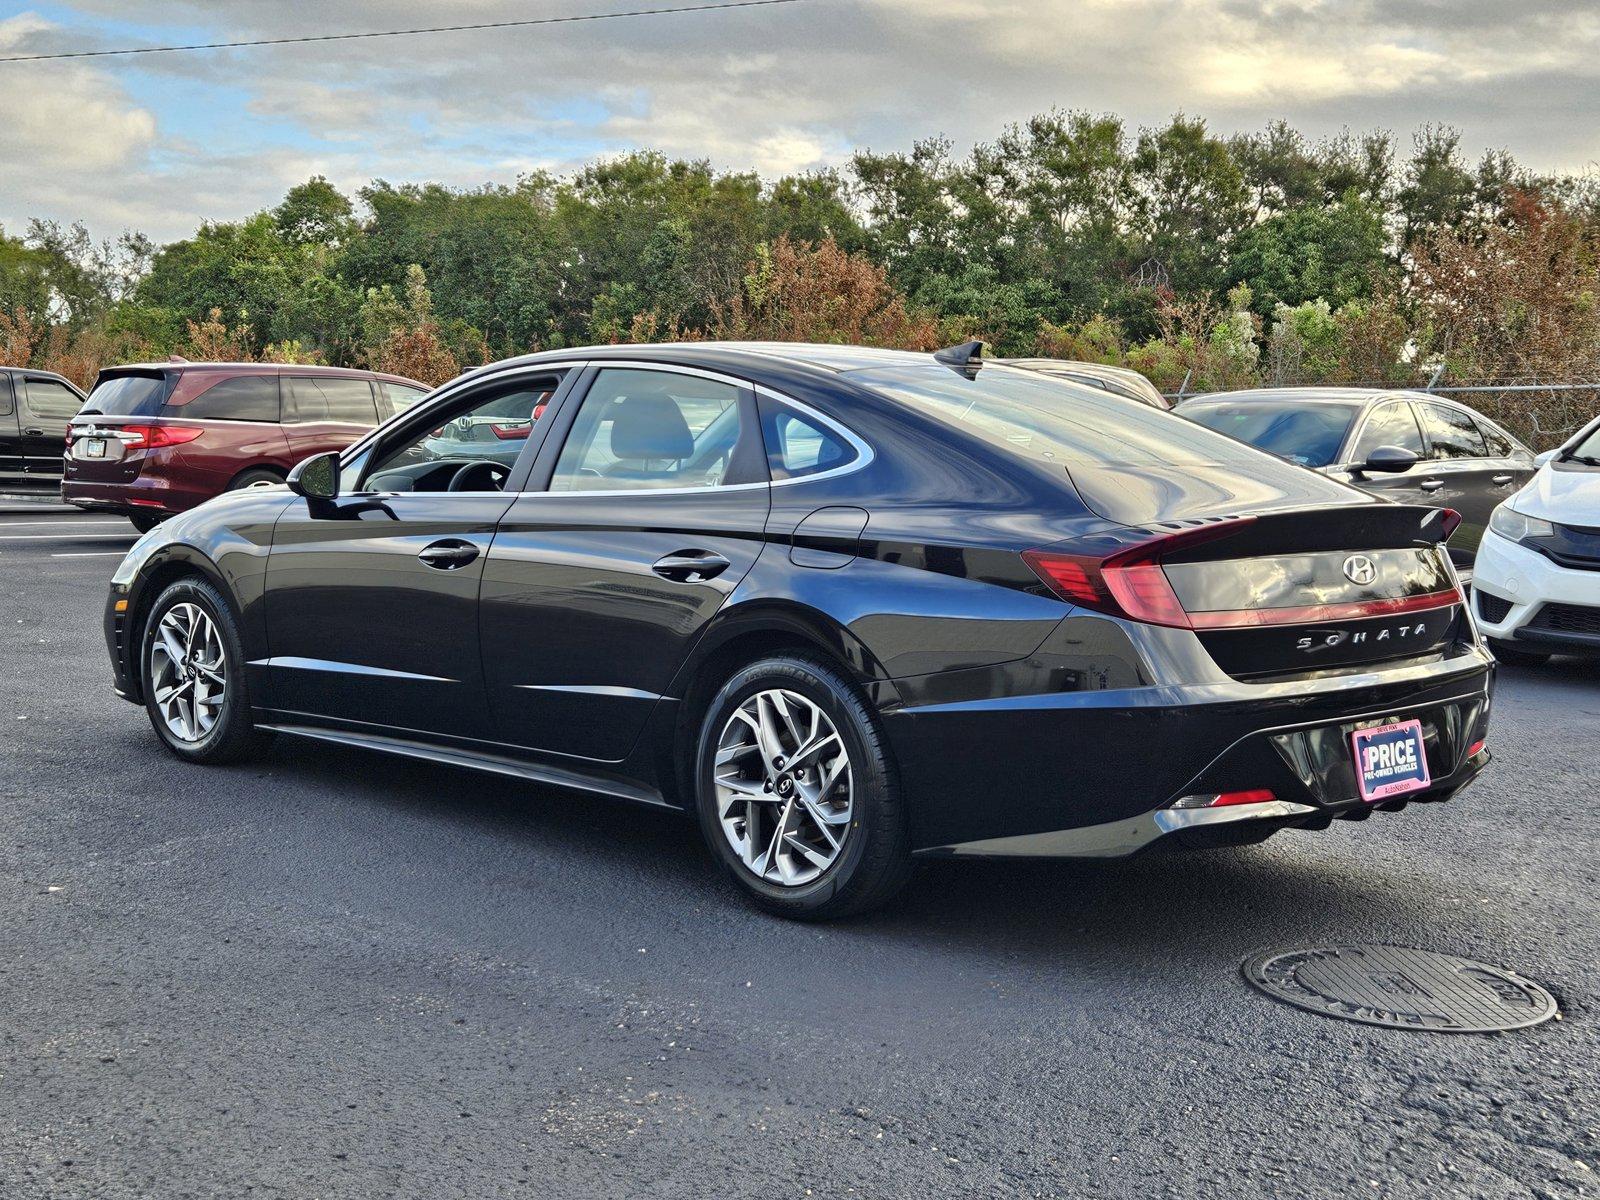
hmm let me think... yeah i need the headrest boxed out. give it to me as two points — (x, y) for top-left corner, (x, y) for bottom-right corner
(610, 392), (693, 460)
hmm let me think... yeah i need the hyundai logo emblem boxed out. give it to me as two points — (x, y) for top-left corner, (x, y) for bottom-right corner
(1343, 554), (1378, 586)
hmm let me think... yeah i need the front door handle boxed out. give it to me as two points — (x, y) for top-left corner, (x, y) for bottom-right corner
(23, 427), (44, 437)
(1419, 479), (1446, 492)
(417, 539), (480, 570)
(1492, 473), (1515, 486)
(652, 550), (731, 583)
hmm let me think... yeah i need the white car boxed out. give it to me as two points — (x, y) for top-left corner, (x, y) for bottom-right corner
(1472, 414), (1600, 664)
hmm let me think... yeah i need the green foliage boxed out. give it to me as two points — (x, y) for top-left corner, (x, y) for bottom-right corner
(1228, 191), (1391, 314)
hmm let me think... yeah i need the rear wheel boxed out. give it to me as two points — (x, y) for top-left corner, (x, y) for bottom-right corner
(140, 577), (264, 764)
(129, 512), (163, 534)
(694, 654), (910, 920)
(1489, 639), (1551, 667)
(228, 467), (284, 491)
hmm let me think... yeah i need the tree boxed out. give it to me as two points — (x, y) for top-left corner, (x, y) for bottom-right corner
(1227, 192), (1391, 315)
(1129, 115), (1250, 295)
(274, 176), (356, 246)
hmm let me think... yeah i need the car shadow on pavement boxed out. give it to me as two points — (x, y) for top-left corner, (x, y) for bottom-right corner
(249, 733), (1403, 975)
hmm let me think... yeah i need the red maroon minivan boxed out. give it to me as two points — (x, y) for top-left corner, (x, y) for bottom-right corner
(62, 362), (430, 530)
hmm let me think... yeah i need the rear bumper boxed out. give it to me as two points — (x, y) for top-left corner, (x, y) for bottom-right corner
(61, 476), (210, 518)
(888, 649), (1495, 854)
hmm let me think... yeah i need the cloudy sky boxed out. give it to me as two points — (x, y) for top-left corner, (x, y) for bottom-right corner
(2, 0), (1598, 243)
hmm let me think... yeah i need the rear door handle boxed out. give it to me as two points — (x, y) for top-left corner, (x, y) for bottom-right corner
(1492, 474), (1515, 486)
(1419, 479), (1446, 492)
(652, 550), (731, 582)
(417, 539), (480, 570)
(23, 428), (44, 437)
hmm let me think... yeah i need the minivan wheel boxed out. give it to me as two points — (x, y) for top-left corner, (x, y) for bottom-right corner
(229, 468), (284, 491)
(129, 512), (163, 534)
(140, 577), (263, 764)
(694, 655), (911, 920)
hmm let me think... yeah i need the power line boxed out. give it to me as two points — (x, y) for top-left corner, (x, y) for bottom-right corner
(0, 0), (805, 64)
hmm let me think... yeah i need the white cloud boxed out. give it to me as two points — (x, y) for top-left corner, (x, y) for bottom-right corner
(6, 0), (1600, 242)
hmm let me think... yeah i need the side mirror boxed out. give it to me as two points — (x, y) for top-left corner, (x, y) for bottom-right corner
(1534, 449), (1558, 467)
(1357, 445), (1419, 474)
(287, 451), (341, 501)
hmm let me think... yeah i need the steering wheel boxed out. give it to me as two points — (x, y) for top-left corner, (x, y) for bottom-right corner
(447, 461), (510, 492)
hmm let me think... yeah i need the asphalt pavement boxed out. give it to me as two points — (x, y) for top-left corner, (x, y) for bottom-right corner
(0, 502), (1595, 1199)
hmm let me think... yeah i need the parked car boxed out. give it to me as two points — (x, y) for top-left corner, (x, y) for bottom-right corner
(103, 343), (1493, 918)
(1002, 357), (1169, 408)
(1471, 411), (1600, 664)
(62, 362), (430, 531)
(0, 366), (87, 493)
(1176, 388), (1536, 573)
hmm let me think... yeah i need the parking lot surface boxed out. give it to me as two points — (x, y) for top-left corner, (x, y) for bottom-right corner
(1, 503), (1595, 1199)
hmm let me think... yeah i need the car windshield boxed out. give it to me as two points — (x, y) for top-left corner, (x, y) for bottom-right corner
(1563, 421), (1600, 466)
(852, 364), (1284, 471)
(82, 372), (171, 418)
(1177, 400), (1360, 467)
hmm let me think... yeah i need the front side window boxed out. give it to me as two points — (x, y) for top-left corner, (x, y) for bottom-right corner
(24, 378), (83, 420)
(286, 376), (379, 425)
(365, 382), (558, 490)
(548, 369), (754, 492)
(176, 375), (281, 422)
(1350, 402), (1426, 462)
(1419, 403), (1488, 460)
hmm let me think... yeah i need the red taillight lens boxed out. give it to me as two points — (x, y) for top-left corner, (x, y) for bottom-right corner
(123, 425), (203, 450)
(489, 422), (531, 440)
(1467, 738), (1486, 758)
(1023, 518), (1256, 629)
(1438, 508), (1463, 539)
(1211, 788), (1277, 808)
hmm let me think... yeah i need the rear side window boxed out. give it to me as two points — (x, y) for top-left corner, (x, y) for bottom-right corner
(24, 378), (82, 420)
(381, 382), (430, 418)
(1350, 402), (1425, 462)
(176, 375), (281, 422)
(759, 397), (857, 479)
(85, 373), (171, 417)
(286, 376), (379, 425)
(1419, 403), (1488, 459)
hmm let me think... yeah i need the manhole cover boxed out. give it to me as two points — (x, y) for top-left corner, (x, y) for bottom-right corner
(1243, 945), (1558, 1032)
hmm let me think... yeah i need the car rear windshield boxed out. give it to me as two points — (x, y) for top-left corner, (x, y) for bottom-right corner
(1178, 400), (1360, 467)
(852, 364), (1292, 472)
(82, 372), (172, 418)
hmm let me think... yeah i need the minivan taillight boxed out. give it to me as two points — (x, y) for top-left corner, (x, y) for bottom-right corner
(1023, 519), (1257, 629)
(123, 425), (203, 451)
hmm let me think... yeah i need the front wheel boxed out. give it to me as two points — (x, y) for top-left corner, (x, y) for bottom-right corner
(140, 576), (264, 763)
(694, 655), (910, 920)
(1489, 639), (1551, 667)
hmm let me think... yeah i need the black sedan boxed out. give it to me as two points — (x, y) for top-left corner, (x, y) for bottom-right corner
(1176, 388), (1537, 573)
(103, 343), (1494, 918)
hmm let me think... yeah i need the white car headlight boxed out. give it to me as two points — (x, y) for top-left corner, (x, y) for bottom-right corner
(1488, 503), (1554, 543)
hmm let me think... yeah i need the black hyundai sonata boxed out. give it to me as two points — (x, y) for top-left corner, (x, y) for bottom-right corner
(104, 342), (1494, 918)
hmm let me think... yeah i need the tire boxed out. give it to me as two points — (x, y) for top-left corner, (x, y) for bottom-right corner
(139, 576), (264, 764)
(694, 654), (911, 920)
(228, 467), (284, 491)
(129, 512), (164, 534)
(1489, 639), (1552, 667)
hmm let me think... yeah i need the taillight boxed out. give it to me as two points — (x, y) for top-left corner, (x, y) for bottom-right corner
(489, 422), (531, 440)
(1023, 518), (1256, 629)
(1025, 515), (1463, 630)
(123, 425), (203, 450)
(1438, 508), (1463, 539)
(64, 425), (76, 445)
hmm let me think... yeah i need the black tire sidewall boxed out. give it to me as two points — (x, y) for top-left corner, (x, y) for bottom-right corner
(229, 469), (283, 491)
(694, 655), (905, 918)
(140, 577), (254, 762)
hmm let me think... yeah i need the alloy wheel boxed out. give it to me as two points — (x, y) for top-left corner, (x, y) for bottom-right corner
(714, 688), (854, 886)
(148, 602), (227, 743)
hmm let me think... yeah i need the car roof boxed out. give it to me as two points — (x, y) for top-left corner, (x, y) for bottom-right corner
(1180, 387), (1437, 406)
(453, 341), (938, 384)
(99, 362), (427, 388)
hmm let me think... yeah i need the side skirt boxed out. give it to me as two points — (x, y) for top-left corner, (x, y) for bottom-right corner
(255, 720), (675, 810)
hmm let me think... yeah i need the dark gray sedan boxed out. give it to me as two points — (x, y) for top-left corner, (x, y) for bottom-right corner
(1177, 388), (1537, 571)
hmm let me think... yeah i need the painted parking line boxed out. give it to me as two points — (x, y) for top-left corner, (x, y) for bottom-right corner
(51, 551), (130, 558)
(0, 519), (129, 527)
(0, 533), (139, 541)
